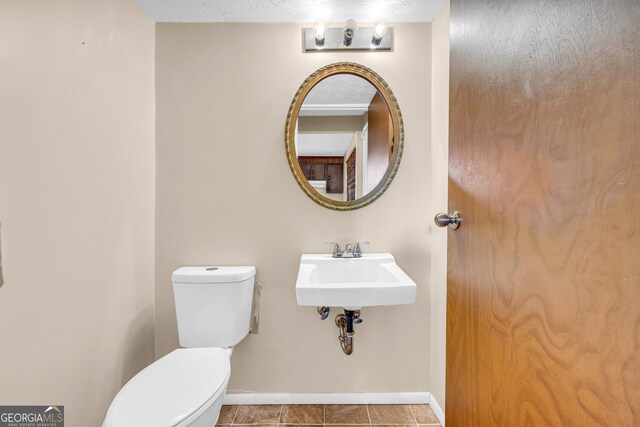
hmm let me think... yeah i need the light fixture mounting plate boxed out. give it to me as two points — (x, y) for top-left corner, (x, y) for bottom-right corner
(303, 27), (393, 52)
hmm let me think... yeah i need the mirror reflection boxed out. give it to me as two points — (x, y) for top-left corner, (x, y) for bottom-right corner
(294, 74), (395, 202)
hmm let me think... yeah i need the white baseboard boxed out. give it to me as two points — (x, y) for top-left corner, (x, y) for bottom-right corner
(428, 394), (444, 426)
(224, 392), (431, 405)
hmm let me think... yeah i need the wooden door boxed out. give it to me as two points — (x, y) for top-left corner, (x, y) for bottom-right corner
(346, 149), (356, 201)
(367, 92), (392, 193)
(326, 164), (343, 194)
(310, 163), (326, 180)
(446, 1), (640, 425)
(299, 163), (313, 181)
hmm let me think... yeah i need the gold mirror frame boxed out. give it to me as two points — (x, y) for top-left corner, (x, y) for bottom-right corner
(285, 62), (404, 211)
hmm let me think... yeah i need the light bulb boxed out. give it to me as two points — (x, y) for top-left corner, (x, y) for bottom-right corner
(371, 21), (387, 47)
(374, 22), (388, 38)
(314, 23), (326, 39)
(314, 23), (326, 47)
(343, 19), (357, 46)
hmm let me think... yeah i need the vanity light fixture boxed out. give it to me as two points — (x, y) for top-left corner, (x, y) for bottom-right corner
(343, 19), (358, 46)
(371, 22), (388, 47)
(314, 23), (326, 47)
(303, 22), (393, 51)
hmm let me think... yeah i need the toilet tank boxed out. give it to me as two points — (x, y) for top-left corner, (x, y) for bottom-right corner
(172, 266), (255, 348)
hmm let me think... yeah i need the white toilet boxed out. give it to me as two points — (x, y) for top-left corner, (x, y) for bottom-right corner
(103, 266), (256, 427)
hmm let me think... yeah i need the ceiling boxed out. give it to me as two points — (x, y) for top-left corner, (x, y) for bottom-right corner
(135, 0), (445, 23)
(300, 74), (377, 117)
(303, 74), (377, 106)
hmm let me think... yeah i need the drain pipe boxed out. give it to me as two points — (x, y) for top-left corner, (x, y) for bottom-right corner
(335, 310), (362, 355)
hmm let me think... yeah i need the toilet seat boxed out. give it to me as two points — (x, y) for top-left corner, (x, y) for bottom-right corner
(103, 348), (230, 427)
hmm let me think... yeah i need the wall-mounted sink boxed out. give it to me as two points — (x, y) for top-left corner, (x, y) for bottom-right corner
(295, 253), (417, 310)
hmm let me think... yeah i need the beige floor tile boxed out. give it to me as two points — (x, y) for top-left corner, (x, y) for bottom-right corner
(327, 425), (376, 427)
(233, 425), (278, 427)
(371, 425), (416, 427)
(218, 405), (238, 424)
(279, 425), (323, 427)
(234, 405), (282, 424)
(410, 405), (439, 424)
(368, 405), (416, 425)
(325, 404), (370, 424)
(280, 404), (324, 424)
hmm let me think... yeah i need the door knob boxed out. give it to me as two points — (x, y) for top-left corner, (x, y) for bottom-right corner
(434, 211), (462, 230)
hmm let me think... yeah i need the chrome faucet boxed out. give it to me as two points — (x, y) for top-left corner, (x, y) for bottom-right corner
(353, 242), (369, 257)
(326, 242), (369, 258)
(344, 243), (354, 257)
(326, 242), (343, 258)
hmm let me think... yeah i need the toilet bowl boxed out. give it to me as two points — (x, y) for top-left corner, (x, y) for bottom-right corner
(103, 266), (255, 427)
(103, 348), (230, 427)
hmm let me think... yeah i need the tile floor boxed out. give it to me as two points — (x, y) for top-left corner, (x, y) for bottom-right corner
(217, 404), (441, 427)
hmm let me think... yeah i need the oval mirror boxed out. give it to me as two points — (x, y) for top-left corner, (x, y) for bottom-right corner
(285, 62), (404, 210)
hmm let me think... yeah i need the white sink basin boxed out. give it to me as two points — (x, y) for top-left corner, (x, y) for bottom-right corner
(295, 253), (417, 310)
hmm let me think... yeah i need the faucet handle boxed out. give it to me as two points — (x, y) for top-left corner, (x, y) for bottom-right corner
(353, 241), (370, 257)
(325, 241), (343, 258)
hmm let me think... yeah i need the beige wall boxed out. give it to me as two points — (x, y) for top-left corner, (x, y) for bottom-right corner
(429, 0), (450, 413)
(313, 184), (343, 202)
(298, 115), (364, 133)
(0, 0), (155, 425)
(156, 23), (433, 393)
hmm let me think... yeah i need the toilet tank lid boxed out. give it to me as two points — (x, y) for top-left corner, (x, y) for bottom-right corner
(173, 266), (256, 284)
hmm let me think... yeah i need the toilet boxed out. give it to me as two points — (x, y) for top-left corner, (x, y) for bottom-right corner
(103, 266), (256, 427)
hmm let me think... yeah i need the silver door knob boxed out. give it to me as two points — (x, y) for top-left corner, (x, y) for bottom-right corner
(434, 211), (462, 230)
